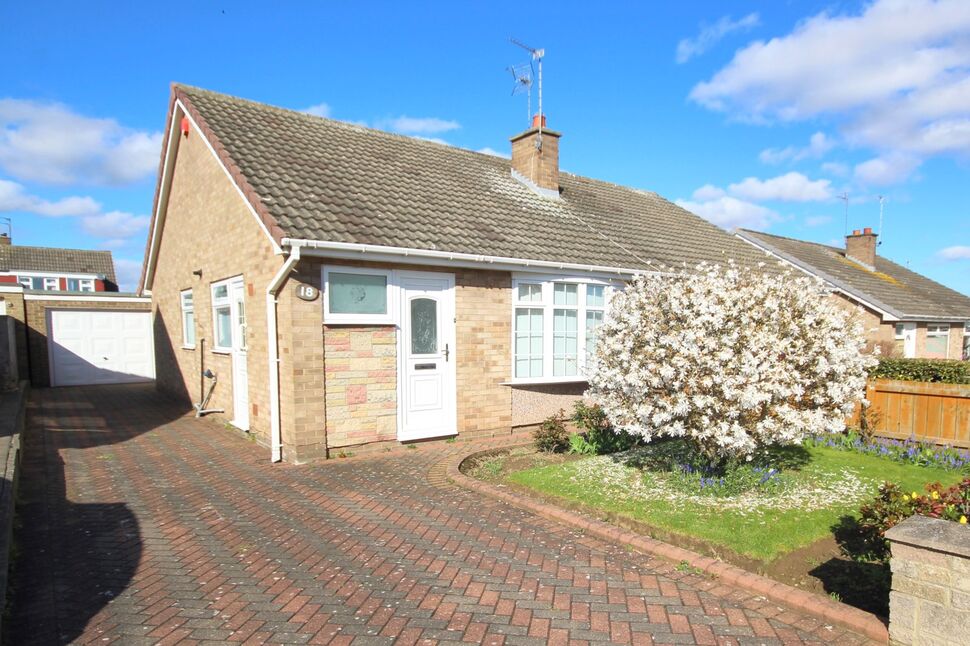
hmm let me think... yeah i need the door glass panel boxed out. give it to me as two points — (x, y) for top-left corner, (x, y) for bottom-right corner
(236, 296), (247, 351)
(215, 306), (232, 348)
(410, 298), (437, 355)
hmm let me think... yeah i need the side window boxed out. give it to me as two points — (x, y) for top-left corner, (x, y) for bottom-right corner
(180, 289), (195, 348)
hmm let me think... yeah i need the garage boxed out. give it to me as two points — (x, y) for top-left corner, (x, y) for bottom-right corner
(47, 309), (155, 386)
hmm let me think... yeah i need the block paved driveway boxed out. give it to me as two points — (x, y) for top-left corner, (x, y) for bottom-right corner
(8, 385), (877, 645)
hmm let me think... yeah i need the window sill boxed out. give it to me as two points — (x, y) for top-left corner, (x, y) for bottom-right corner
(501, 377), (589, 386)
(211, 348), (232, 355)
(181, 345), (196, 351)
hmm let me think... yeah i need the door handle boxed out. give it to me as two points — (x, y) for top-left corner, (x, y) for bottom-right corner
(444, 343), (450, 362)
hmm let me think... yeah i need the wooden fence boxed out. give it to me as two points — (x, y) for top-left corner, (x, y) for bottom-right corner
(861, 379), (970, 447)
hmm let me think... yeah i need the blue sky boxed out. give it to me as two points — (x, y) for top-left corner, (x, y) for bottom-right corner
(1, 0), (968, 294)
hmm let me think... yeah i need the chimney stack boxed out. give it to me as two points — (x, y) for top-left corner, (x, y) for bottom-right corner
(845, 227), (877, 269)
(0, 233), (10, 246)
(510, 114), (561, 195)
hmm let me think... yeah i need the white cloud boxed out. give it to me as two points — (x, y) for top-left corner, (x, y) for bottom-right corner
(691, 184), (726, 201)
(676, 195), (779, 230)
(302, 103), (332, 118)
(381, 116), (460, 135)
(728, 172), (832, 202)
(759, 132), (835, 164)
(937, 245), (970, 260)
(853, 153), (922, 186)
(805, 215), (832, 227)
(676, 13), (760, 64)
(0, 179), (100, 217)
(821, 161), (850, 177)
(689, 0), (970, 185)
(113, 258), (144, 292)
(0, 99), (163, 186)
(476, 147), (509, 158)
(80, 210), (149, 239)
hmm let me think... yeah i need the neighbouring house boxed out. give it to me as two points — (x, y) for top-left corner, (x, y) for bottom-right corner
(736, 229), (970, 361)
(0, 236), (153, 387)
(0, 233), (119, 292)
(140, 84), (770, 463)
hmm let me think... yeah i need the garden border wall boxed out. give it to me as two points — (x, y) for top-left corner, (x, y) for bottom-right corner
(0, 381), (28, 640)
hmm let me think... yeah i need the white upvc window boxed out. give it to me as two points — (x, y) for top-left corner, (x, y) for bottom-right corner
(17, 276), (35, 289)
(322, 266), (395, 325)
(67, 278), (95, 292)
(512, 276), (613, 383)
(925, 323), (950, 358)
(211, 280), (233, 352)
(181, 289), (196, 348)
(43, 277), (59, 291)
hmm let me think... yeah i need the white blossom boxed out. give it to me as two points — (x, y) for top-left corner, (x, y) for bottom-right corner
(587, 263), (876, 461)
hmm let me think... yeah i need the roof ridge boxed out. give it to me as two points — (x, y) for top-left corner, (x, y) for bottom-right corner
(1, 244), (112, 255)
(741, 229), (845, 253)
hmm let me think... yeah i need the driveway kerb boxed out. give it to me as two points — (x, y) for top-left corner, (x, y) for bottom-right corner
(444, 445), (890, 644)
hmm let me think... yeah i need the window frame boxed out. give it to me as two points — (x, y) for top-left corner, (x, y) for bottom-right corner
(210, 279), (234, 353)
(322, 265), (396, 325)
(180, 289), (196, 349)
(510, 275), (615, 384)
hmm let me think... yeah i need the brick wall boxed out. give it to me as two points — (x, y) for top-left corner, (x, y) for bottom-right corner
(22, 297), (150, 386)
(885, 515), (970, 645)
(148, 120), (281, 446)
(0, 292), (27, 381)
(829, 293), (894, 352)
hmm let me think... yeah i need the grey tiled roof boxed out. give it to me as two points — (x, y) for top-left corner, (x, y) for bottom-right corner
(0, 244), (116, 283)
(177, 85), (768, 272)
(739, 230), (970, 320)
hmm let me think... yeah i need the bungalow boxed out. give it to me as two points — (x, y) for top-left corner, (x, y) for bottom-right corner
(0, 233), (118, 292)
(141, 84), (768, 463)
(736, 229), (970, 361)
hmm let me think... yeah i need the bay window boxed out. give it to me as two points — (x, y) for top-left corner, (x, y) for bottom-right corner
(512, 276), (612, 382)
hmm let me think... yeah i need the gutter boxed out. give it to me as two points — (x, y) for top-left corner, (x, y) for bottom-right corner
(281, 238), (649, 277)
(267, 244), (301, 462)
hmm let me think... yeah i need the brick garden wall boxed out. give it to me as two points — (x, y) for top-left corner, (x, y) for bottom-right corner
(0, 292), (27, 381)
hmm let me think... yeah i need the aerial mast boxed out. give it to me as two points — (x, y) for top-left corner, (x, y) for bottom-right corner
(509, 38), (545, 149)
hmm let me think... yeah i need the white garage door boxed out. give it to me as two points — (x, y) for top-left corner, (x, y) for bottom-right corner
(48, 309), (155, 386)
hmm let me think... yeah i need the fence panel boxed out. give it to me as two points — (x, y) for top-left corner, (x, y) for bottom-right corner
(864, 378), (970, 446)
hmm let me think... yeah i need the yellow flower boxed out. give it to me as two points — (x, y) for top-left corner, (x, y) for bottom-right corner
(932, 491), (940, 500)
(903, 494), (910, 501)
(961, 516), (968, 525)
(912, 491), (919, 498)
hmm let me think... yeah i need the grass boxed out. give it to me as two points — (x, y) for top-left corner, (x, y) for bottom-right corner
(507, 443), (962, 562)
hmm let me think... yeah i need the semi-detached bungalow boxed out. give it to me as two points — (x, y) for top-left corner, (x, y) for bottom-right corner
(140, 84), (770, 463)
(736, 229), (970, 361)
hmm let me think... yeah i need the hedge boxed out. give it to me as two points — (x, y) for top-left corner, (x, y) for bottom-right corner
(869, 358), (970, 384)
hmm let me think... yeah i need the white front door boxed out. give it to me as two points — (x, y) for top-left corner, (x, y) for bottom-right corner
(901, 322), (917, 358)
(398, 271), (457, 441)
(230, 279), (249, 430)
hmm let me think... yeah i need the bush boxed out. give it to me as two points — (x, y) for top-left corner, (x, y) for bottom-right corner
(571, 401), (639, 455)
(587, 263), (875, 463)
(869, 358), (970, 384)
(533, 409), (570, 452)
(838, 479), (970, 562)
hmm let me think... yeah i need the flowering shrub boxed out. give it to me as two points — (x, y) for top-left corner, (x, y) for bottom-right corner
(587, 263), (876, 462)
(839, 479), (970, 562)
(807, 431), (970, 472)
(533, 409), (570, 452)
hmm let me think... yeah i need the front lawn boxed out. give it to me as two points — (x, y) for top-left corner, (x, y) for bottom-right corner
(506, 443), (961, 562)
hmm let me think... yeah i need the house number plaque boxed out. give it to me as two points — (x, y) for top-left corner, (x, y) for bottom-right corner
(296, 284), (319, 301)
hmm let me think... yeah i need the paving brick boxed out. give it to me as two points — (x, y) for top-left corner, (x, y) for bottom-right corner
(7, 385), (881, 645)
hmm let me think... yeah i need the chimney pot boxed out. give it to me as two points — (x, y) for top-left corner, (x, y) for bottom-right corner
(863, 227), (872, 234)
(531, 114), (547, 129)
(0, 233), (9, 246)
(852, 229), (861, 235)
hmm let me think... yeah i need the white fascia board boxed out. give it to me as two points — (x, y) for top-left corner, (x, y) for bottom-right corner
(142, 98), (282, 292)
(24, 294), (152, 303)
(735, 231), (902, 322)
(283, 238), (651, 277)
(0, 285), (25, 294)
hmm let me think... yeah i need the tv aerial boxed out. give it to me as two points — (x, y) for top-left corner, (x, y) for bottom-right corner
(508, 38), (545, 147)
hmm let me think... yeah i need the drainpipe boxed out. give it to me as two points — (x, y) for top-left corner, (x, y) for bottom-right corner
(267, 243), (301, 462)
